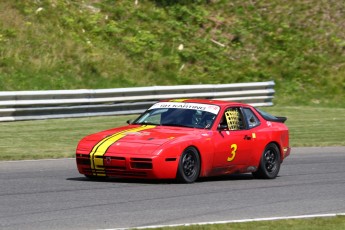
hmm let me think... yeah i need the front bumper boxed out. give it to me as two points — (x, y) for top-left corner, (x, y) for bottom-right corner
(76, 153), (179, 179)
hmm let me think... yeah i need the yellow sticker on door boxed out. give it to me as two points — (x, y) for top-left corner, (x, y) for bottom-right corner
(227, 144), (237, 162)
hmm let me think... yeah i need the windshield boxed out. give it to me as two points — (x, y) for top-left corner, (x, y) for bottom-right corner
(133, 102), (220, 129)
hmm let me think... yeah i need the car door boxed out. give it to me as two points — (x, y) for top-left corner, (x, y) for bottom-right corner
(212, 107), (257, 169)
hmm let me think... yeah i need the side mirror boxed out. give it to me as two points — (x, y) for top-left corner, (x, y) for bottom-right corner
(217, 124), (228, 130)
(127, 120), (133, 125)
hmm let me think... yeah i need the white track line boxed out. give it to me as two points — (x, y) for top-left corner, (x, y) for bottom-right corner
(103, 213), (345, 230)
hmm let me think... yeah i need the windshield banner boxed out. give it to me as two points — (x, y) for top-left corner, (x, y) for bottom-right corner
(149, 102), (220, 114)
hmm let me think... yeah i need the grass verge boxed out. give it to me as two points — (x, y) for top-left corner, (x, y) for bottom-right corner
(0, 106), (344, 161)
(153, 215), (345, 230)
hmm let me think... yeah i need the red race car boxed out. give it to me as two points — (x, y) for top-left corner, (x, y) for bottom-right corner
(76, 99), (290, 183)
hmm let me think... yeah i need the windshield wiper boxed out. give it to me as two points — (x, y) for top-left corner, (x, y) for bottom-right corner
(133, 121), (160, 126)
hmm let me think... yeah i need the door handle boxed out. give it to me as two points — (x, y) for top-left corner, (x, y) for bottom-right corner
(244, 135), (251, 140)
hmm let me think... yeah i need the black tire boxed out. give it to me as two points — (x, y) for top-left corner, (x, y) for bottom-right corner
(176, 147), (201, 183)
(252, 143), (281, 179)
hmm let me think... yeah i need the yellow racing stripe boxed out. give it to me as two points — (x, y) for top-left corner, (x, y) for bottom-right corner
(89, 125), (156, 176)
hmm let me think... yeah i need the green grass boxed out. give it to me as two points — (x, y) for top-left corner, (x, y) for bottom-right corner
(153, 215), (345, 230)
(0, 114), (137, 161)
(265, 106), (345, 147)
(0, 1), (344, 107)
(0, 106), (344, 161)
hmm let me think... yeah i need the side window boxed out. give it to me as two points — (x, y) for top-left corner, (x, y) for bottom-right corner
(221, 107), (244, 130)
(243, 108), (260, 128)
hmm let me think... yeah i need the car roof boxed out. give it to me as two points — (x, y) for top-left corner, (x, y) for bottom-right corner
(160, 99), (250, 108)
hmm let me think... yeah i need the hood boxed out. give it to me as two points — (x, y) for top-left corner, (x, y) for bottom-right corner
(78, 125), (201, 156)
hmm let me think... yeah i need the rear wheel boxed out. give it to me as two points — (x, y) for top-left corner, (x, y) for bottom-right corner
(252, 143), (281, 179)
(177, 147), (200, 183)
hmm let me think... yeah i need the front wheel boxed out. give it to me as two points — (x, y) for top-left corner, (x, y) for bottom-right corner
(176, 147), (200, 183)
(252, 143), (281, 179)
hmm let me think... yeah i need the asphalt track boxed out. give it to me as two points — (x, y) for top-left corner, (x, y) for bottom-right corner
(0, 147), (344, 230)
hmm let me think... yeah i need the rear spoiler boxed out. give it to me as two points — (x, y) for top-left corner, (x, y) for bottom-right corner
(266, 116), (287, 123)
(254, 108), (287, 123)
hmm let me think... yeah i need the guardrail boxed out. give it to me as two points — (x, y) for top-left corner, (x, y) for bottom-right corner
(0, 81), (275, 121)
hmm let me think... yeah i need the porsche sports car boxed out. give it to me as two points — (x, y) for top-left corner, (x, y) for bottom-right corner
(76, 99), (290, 183)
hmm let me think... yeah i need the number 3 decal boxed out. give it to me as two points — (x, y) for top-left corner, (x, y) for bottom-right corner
(227, 144), (237, 162)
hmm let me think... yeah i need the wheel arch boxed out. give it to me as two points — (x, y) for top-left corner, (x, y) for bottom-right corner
(176, 145), (202, 183)
(267, 141), (284, 163)
(184, 145), (202, 177)
(185, 144), (215, 178)
(252, 141), (282, 179)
